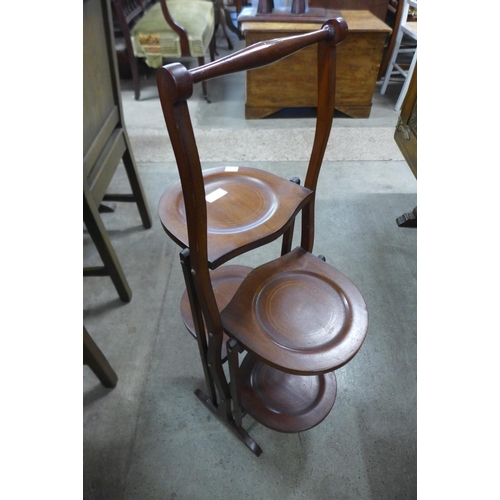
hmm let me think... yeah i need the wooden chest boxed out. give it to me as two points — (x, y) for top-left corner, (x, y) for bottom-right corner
(241, 10), (391, 119)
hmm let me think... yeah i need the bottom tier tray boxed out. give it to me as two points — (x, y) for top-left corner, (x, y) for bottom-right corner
(239, 354), (337, 433)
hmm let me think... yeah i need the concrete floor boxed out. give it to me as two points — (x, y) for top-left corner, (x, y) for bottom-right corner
(83, 31), (417, 500)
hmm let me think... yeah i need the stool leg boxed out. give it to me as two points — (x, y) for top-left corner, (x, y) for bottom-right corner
(198, 57), (210, 102)
(121, 139), (153, 229)
(84, 184), (132, 302)
(83, 326), (118, 388)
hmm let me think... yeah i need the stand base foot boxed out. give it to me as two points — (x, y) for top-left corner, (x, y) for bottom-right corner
(195, 389), (263, 456)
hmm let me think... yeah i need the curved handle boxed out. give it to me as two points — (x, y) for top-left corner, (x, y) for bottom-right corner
(190, 18), (348, 84)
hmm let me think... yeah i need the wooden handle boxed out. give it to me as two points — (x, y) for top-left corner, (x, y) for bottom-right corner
(190, 18), (348, 84)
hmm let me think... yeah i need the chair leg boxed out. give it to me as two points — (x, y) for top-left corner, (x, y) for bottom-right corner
(380, 29), (404, 95)
(198, 57), (210, 102)
(223, 5), (245, 40)
(217, 5), (233, 50)
(83, 326), (118, 388)
(121, 144), (153, 229)
(130, 56), (141, 101)
(209, 33), (216, 62)
(394, 49), (417, 111)
(84, 185), (132, 302)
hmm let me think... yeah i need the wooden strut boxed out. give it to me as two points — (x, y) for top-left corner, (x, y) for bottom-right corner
(280, 177), (301, 255)
(179, 250), (263, 456)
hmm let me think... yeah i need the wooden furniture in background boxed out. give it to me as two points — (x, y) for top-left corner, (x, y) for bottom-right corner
(84, 0), (152, 302)
(111, 0), (216, 100)
(156, 19), (368, 455)
(308, 0), (388, 20)
(111, 0), (157, 101)
(380, 0), (417, 110)
(377, 0), (404, 79)
(240, 9), (391, 118)
(394, 62), (416, 227)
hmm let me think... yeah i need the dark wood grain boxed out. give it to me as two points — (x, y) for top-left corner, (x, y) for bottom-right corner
(220, 247), (368, 375)
(158, 167), (313, 268)
(156, 19), (368, 448)
(238, 353), (337, 433)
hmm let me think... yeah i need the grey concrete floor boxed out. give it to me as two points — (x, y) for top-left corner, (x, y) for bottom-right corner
(84, 31), (417, 500)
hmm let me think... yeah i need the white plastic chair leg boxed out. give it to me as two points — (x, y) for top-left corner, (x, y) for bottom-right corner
(380, 30), (404, 95)
(394, 48), (417, 111)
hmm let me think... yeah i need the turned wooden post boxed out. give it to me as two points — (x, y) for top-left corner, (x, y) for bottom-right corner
(291, 0), (306, 14)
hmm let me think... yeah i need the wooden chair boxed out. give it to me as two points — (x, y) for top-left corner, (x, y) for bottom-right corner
(111, 0), (158, 101)
(212, 0), (245, 50)
(156, 18), (369, 455)
(112, 0), (216, 100)
(377, 0), (404, 80)
(380, 0), (417, 111)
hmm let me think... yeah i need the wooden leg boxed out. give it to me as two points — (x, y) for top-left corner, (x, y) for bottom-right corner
(119, 143), (152, 229)
(84, 184), (132, 302)
(179, 250), (217, 406)
(216, 5), (233, 50)
(195, 388), (263, 456)
(209, 33), (216, 62)
(198, 57), (210, 102)
(179, 256), (262, 455)
(227, 338), (245, 428)
(131, 56), (141, 101)
(83, 326), (118, 388)
(281, 177), (300, 255)
(224, 8), (244, 40)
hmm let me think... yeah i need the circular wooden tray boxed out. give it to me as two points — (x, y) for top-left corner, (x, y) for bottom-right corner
(239, 353), (337, 433)
(221, 247), (369, 375)
(158, 167), (311, 267)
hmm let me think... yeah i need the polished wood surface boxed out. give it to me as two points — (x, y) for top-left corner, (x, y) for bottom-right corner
(157, 19), (368, 452)
(238, 353), (337, 433)
(220, 247), (368, 374)
(241, 9), (391, 118)
(159, 167), (312, 268)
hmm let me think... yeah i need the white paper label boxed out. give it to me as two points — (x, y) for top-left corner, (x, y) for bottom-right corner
(206, 188), (228, 203)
